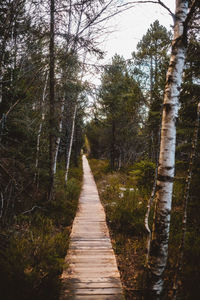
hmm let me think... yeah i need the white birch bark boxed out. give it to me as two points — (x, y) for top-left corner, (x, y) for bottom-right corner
(65, 103), (77, 184)
(53, 99), (65, 175)
(147, 1), (189, 297)
(145, 161), (158, 265)
(34, 72), (48, 183)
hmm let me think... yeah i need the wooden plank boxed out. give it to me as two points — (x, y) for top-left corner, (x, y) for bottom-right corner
(61, 295), (124, 300)
(74, 288), (123, 295)
(68, 249), (115, 255)
(60, 155), (124, 300)
(61, 277), (122, 283)
(69, 282), (122, 289)
(68, 258), (117, 264)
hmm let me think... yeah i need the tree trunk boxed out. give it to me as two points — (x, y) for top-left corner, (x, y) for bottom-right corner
(73, 125), (79, 167)
(110, 121), (116, 170)
(53, 99), (65, 175)
(0, 65), (3, 104)
(34, 72), (48, 185)
(146, 1), (189, 298)
(49, 0), (55, 200)
(145, 107), (162, 265)
(65, 103), (77, 185)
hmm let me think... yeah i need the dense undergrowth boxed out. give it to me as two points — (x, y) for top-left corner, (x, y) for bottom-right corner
(89, 158), (200, 300)
(0, 160), (82, 300)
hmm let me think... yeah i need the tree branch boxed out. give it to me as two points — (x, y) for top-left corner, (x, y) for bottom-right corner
(117, 0), (175, 21)
(21, 206), (46, 215)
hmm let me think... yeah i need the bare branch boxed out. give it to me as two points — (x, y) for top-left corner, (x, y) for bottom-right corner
(21, 206), (46, 215)
(117, 0), (175, 21)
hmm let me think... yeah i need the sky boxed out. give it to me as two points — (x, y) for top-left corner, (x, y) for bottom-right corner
(86, 0), (175, 86)
(102, 0), (175, 60)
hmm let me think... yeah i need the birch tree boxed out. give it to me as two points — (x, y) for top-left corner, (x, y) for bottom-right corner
(34, 71), (48, 186)
(146, 0), (199, 298)
(48, 0), (56, 201)
(65, 103), (77, 184)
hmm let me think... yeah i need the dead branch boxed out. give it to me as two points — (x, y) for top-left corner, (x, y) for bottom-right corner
(117, 0), (175, 21)
(21, 206), (46, 215)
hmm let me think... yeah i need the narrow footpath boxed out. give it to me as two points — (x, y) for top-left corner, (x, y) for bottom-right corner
(60, 155), (124, 300)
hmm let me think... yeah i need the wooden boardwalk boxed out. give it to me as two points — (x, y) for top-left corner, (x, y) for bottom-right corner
(60, 155), (124, 300)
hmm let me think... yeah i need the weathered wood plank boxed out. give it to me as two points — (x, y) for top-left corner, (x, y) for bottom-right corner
(60, 155), (124, 299)
(60, 294), (124, 300)
(70, 282), (122, 289)
(74, 287), (123, 295)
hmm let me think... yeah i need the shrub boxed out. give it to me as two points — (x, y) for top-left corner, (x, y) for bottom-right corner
(101, 180), (146, 237)
(130, 160), (155, 190)
(0, 158), (83, 300)
(89, 159), (109, 180)
(0, 215), (69, 300)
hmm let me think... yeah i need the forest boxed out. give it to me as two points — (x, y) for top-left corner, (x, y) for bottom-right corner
(0, 0), (200, 299)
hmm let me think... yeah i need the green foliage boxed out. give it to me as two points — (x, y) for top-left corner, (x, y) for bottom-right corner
(130, 160), (155, 190)
(88, 158), (110, 180)
(182, 231), (200, 299)
(132, 20), (171, 162)
(47, 178), (80, 227)
(104, 187), (147, 236)
(89, 158), (148, 297)
(89, 159), (147, 237)
(0, 215), (69, 300)
(132, 19), (171, 94)
(0, 159), (83, 300)
(87, 54), (144, 168)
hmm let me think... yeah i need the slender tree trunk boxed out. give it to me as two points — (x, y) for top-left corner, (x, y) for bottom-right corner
(150, 55), (153, 104)
(145, 107), (162, 265)
(172, 102), (200, 299)
(146, 1), (189, 298)
(110, 121), (116, 170)
(145, 146), (159, 266)
(49, 0), (55, 200)
(73, 125), (79, 167)
(34, 72), (48, 185)
(0, 192), (4, 218)
(118, 149), (122, 170)
(53, 99), (65, 175)
(0, 62), (3, 104)
(65, 104), (77, 185)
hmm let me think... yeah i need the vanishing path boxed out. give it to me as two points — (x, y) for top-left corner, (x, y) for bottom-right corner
(60, 155), (124, 300)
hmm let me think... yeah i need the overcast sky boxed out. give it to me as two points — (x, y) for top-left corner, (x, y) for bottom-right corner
(86, 0), (175, 86)
(102, 0), (175, 61)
